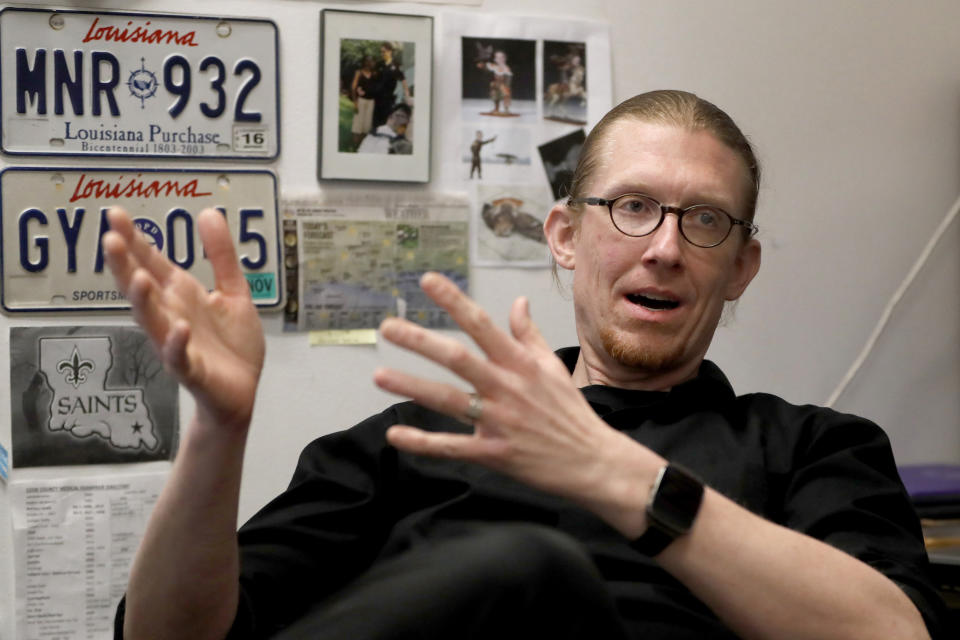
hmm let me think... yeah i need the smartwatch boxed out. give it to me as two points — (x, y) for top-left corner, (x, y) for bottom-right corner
(630, 463), (704, 556)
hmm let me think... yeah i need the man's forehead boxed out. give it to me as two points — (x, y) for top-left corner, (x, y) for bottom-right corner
(587, 120), (751, 211)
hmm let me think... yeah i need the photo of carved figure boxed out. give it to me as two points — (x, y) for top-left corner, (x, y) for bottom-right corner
(543, 40), (587, 124)
(460, 125), (533, 183)
(461, 37), (536, 123)
(475, 185), (551, 266)
(469, 130), (497, 178)
(538, 128), (586, 199)
(481, 50), (513, 115)
(338, 39), (414, 153)
(481, 199), (546, 243)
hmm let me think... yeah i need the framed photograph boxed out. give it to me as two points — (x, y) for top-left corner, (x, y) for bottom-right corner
(319, 10), (433, 182)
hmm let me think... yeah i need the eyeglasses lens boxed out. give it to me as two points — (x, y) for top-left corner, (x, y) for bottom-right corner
(681, 207), (730, 247)
(610, 195), (661, 235)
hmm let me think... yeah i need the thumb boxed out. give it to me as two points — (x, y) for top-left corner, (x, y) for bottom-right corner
(509, 297), (550, 351)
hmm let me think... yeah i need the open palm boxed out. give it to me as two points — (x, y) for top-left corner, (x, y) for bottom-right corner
(103, 207), (265, 431)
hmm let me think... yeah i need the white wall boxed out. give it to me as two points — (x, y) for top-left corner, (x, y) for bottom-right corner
(2, 1), (959, 637)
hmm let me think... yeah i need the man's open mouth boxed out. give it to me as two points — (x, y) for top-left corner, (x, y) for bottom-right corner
(626, 293), (680, 311)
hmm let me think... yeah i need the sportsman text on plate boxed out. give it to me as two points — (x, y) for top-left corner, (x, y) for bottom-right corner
(0, 168), (281, 312)
(0, 8), (278, 158)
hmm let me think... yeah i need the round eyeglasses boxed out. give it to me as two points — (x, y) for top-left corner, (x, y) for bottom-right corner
(567, 193), (758, 248)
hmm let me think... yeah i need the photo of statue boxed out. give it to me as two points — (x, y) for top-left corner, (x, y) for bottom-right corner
(479, 50), (514, 115)
(469, 130), (497, 178)
(543, 41), (587, 124)
(537, 128), (586, 199)
(459, 125), (532, 184)
(475, 185), (551, 266)
(480, 198), (546, 243)
(461, 37), (536, 124)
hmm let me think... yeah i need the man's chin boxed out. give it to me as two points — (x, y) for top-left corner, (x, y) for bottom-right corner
(600, 329), (682, 372)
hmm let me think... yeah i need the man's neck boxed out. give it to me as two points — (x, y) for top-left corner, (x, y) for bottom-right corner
(570, 346), (702, 392)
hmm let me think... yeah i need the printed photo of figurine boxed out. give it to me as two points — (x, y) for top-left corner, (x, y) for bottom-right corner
(543, 41), (587, 124)
(337, 39), (415, 154)
(469, 130), (497, 178)
(462, 125), (532, 182)
(475, 185), (551, 266)
(461, 37), (536, 123)
(538, 128), (586, 199)
(481, 198), (546, 243)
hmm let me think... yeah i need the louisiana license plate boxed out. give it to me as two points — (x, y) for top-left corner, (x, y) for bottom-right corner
(1, 168), (281, 311)
(0, 8), (278, 158)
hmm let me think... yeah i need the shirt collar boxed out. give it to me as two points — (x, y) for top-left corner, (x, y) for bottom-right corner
(555, 346), (736, 416)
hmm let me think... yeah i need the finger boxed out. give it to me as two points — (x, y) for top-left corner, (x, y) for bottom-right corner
(378, 317), (500, 391)
(386, 425), (506, 461)
(508, 296), (551, 351)
(102, 230), (138, 295)
(419, 272), (518, 363)
(127, 268), (173, 347)
(107, 207), (175, 284)
(162, 319), (194, 380)
(105, 206), (135, 239)
(197, 208), (249, 296)
(373, 366), (501, 427)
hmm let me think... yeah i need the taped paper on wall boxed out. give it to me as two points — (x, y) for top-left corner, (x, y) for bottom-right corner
(10, 326), (179, 468)
(10, 471), (166, 639)
(282, 194), (469, 332)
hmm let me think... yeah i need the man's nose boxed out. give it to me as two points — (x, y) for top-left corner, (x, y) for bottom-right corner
(640, 212), (684, 268)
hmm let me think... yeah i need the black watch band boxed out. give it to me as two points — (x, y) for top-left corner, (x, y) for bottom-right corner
(630, 463), (704, 556)
(629, 522), (676, 556)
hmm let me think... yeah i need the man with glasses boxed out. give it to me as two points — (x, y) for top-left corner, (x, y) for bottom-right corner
(108, 90), (946, 639)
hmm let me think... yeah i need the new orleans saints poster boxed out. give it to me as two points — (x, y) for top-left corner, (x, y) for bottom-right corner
(10, 326), (179, 467)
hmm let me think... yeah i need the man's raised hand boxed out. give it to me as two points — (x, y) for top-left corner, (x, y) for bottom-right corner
(103, 207), (265, 431)
(373, 272), (649, 504)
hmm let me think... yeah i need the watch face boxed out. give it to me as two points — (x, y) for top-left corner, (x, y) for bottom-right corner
(648, 464), (704, 537)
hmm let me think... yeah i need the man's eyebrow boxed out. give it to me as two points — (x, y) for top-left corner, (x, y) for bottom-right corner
(601, 183), (737, 211)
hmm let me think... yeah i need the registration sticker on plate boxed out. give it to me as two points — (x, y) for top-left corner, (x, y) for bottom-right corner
(0, 8), (278, 158)
(0, 168), (281, 311)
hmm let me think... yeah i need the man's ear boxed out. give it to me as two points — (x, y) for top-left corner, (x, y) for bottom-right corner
(544, 203), (578, 270)
(724, 237), (761, 301)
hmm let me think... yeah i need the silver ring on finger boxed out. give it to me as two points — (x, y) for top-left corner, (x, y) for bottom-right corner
(463, 392), (484, 424)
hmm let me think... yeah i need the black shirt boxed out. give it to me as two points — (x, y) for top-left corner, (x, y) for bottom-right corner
(117, 350), (949, 638)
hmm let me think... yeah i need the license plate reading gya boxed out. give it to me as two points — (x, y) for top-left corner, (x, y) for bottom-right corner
(1, 168), (281, 311)
(0, 8), (279, 158)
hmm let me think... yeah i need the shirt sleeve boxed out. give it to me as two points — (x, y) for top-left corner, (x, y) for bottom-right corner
(780, 410), (950, 639)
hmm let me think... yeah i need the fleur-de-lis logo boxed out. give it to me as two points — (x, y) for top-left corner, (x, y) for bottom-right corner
(57, 346), (96, 389)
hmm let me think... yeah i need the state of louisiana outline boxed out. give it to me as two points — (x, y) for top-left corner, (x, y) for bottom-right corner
(38, 336), (158, 450)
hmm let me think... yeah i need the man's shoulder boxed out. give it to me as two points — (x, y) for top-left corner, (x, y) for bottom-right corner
(696, 360), (888, 446)
(730, 387), (891, 457)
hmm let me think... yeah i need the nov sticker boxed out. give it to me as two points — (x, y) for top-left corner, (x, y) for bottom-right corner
(245, 272), (277, 300)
